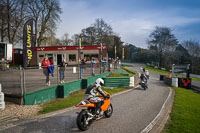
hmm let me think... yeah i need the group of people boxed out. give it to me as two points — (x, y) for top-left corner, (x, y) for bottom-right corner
(42, 56), (120, 86)
(42, 56), (67, 86)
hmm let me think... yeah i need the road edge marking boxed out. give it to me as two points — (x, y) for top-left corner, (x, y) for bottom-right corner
(0, 86), (137, 131)
(140, 87), (172, 133)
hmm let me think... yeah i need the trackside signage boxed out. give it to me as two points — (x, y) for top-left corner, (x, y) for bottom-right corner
(23, 18), (34, 68)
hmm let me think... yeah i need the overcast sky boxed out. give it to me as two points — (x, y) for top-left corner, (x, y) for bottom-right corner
(56, 0), (200, 48)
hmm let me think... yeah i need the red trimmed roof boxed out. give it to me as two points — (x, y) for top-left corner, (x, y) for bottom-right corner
(34, 45), (108, 51)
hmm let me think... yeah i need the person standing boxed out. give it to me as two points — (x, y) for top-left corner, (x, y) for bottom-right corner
(42, 56), (51, 86)
(59, 60), (67, 83)
(114, 57), (118, 69)
(108, 58), (111, 72)
(91, 58), (96, 76)
(1, 57), (6, 71)
(80, 58), (86, 79)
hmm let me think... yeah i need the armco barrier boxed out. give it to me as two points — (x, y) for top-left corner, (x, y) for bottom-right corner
(24, 73), (110, 105)
(24, 85), (58, 105)
(103, 77), (130, 87)
(85, 72), (110, 88)
(164, 77), (172, 86)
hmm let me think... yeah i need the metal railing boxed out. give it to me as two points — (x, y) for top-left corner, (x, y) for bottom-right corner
(0, 61), (121, 97)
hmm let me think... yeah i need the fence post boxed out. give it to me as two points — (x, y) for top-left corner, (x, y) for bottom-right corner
(100, 62), (102, 74)
(23, 68), (26, 94)
(57, 66), (59, 84)
(20, 68), (24, 105)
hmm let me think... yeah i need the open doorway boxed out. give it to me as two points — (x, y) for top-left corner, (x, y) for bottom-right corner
(57, 54), (62, 65)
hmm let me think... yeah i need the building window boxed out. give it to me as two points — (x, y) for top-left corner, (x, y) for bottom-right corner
(69, 54), (76, 61)
(39, 55), (44, 58)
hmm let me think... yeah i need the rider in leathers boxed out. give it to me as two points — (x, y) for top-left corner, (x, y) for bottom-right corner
(84, 78), (109, 116)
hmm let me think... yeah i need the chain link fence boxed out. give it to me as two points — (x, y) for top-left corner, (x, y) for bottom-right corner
(0, 61), (121, 98)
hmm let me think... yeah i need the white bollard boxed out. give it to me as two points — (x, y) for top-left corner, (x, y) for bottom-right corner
(0, 92), (5, 110)
(129, 76), (135, 87)
(172, 78), (178, 87)
(73, 67), (76, 73)
(39, 62), (42, 69)
(0, 92), (4, 101)
(0, 101), (5, 110)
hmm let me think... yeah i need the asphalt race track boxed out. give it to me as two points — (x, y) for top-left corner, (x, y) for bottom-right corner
(0, 63), (171, 133)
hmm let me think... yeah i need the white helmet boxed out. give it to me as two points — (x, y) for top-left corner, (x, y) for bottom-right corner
(95, 78), (104, 87)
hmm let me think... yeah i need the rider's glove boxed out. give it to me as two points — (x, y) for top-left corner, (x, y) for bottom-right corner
(105, 94), (110, 99)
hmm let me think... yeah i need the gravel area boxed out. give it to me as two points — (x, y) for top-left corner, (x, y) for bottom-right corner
(0, 102), (41, 119)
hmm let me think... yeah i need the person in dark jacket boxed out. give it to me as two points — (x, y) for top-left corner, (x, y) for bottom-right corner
(80, 58), (86, 79)
(59, 60), (67, 83)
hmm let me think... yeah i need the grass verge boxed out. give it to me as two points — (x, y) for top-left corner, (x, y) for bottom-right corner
(39, 87), (128, 114)
(108, 67), (135, 77)
(121, 64), (133, 67)
(145, 66), (200, 82)
(164, 87), (200, 133)
(145, 66), (169, 75)
(122, 66), (137, 75)
(108, 73), (129, 77)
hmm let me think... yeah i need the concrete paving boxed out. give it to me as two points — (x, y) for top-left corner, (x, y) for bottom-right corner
(0, 65), (110, 95)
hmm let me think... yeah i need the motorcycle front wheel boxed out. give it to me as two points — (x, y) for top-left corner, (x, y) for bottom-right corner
(77, 110), (91, 131)
(105, 103), (113, 118)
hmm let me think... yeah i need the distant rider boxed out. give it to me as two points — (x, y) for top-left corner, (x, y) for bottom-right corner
(84, 78), (109, 117)
(140, 73), (148, 84)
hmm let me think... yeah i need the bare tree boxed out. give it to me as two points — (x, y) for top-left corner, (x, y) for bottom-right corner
(60, 33), (73, 46)
(80, 18), (113, 45)
(0, 2), (7, 42)
(0, 0), (26, 44)
(147, 26), (179, 67)
(27, 0), (62, 46)
(182, 40), (200, 58)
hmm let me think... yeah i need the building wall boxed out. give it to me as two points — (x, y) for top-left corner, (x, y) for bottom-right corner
(35, 49), (107, 66)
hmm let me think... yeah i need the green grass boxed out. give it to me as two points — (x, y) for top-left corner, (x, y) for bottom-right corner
(145, 66), (200, 82)
(108, 73), (128, 77)
(39, 87), (128, 114)
(39, 90), (85, 114)
(191, 77), (200, 82)
(108, 67), (135, 77)
(164, 87), (200, 133)
(145, 66), (169, 75)
(122, 66), (137, 75)
(121, 64), (133, 67)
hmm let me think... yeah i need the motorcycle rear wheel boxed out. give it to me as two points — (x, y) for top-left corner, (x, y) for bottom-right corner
(77, 110), (91, 131)
(105, 103), (113, 118)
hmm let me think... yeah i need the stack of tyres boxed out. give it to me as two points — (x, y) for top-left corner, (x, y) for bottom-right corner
(0, 83), (5, 110)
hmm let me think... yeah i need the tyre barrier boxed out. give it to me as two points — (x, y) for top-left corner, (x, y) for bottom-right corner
(103, 77), (130, 87)
(0, 83), (5, 110)
(163, 76), (192, 89)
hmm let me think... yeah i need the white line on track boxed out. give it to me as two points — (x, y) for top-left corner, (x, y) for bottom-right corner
(140, 87), (172, 133)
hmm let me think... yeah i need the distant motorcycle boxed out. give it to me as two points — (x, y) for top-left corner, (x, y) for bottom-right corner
(140, 73), (148, 90)
(141, 79), (148, 90)
(75, 91), (113, 131)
